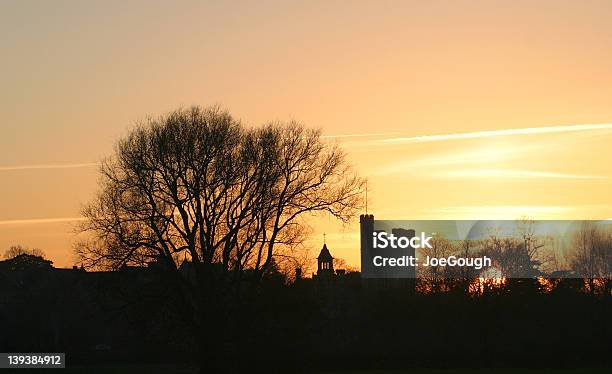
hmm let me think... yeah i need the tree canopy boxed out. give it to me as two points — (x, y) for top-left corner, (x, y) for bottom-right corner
(77, 106), (364, 279)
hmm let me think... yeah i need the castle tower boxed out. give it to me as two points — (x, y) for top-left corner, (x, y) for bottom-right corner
(360, 214), (375, 278)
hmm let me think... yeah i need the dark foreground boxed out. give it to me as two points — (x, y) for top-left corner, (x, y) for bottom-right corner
(11, 367), (611, 374)
(2, 266), (610, 373)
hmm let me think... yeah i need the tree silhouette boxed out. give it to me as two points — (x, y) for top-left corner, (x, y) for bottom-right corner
(569, 222), (612, 294)
(3, 244), (46, 260)
(0, 254), (53, 271)
(76, 105), (364, 372)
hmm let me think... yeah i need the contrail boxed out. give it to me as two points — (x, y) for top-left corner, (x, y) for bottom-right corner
(378, 123), (612, 144)
(321, 132), (398, 139)
(0, 217), (86, 226)
(437, 169), (607, 180)
(0, 162), (99, 171)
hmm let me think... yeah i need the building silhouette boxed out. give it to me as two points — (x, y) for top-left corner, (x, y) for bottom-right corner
(312, 241), (350, 282)
(360, 214), (417, 291)
(359, 214), (375, 278)
(317, 243), (334, 277)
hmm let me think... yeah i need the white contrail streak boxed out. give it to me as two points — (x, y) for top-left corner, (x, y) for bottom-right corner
(0, 217), (86, 226)
(0, 162), (99, 171)
(378, 123), (612, 144)
(321, 132), (398, 139)
(437, 169), (607, 180)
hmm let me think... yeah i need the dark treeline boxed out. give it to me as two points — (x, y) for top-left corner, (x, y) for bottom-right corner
(0, 262), (610, 372)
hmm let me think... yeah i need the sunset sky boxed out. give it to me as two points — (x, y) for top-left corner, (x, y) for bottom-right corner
(2, 1), (612, 269)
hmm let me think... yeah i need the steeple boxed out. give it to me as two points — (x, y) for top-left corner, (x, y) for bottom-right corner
(317, 242), (334, 277)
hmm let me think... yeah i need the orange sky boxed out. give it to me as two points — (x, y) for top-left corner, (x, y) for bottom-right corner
(1, 1), (612, 269)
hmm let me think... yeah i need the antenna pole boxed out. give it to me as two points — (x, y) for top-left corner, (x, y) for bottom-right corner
(365, 178), (368, 214)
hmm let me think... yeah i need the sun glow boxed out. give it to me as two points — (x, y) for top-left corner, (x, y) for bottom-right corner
(469, 267), (507, 295)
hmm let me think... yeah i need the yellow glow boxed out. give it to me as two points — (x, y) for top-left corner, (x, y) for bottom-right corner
(2, 1), (612, 268)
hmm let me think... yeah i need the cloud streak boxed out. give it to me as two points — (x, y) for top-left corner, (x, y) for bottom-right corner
(0, 162), (99, 171)
(377, 123), (612, 144)
(321, 132), (398, 139)
(435, 169), (607, 180)
(0, 217), (86, 226)
(423, 205), (572, 219)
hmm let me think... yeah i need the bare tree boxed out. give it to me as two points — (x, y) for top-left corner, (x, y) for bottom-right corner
(1, 245), (52, 271)
(76, 106), (364, 371)
(418, 235), (454, 292)
(517, 218), (548, 265)
(481, 233), (544, 279)
(333, 257), (358, 273)
(568, 222), (612, 294)
(3, 245), (45, 260)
